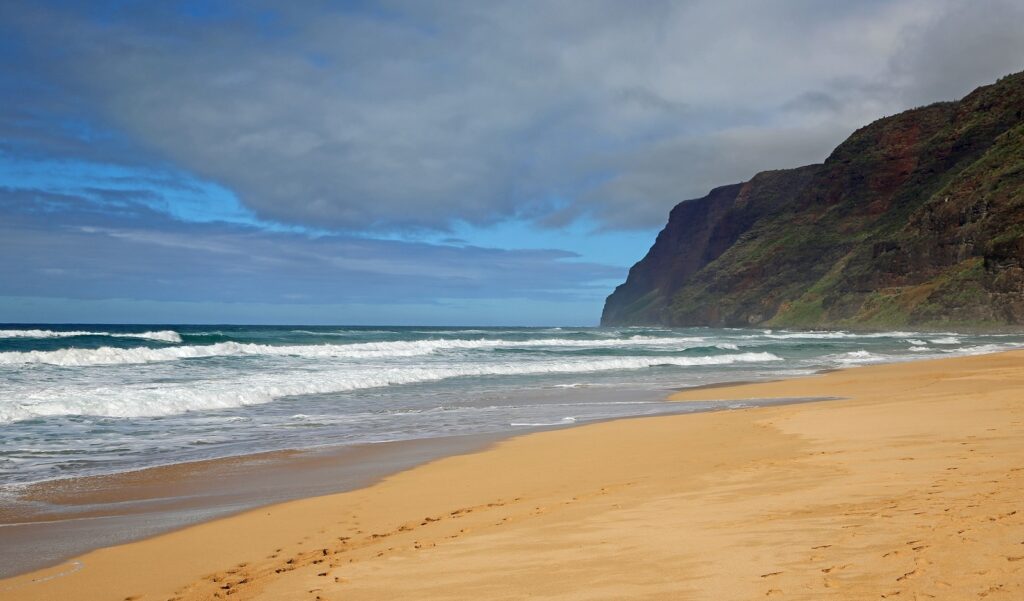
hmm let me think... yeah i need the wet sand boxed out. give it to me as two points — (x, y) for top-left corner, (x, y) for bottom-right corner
(0, 432), (515, 579)
(0, 390), (819, 579)
(4, 351), (1024, 600)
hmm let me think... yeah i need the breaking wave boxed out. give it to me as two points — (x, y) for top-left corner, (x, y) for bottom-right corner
(830, 350), (887, 365)
(0, 336), (720, 367)
(0, 352), (781, 422)
(755, 330), (918, 340)
(0, 329), (181, 343)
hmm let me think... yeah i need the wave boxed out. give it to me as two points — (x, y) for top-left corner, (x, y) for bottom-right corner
(0, 341), (428, 366)
(287, 329), (406, 336)
(0, 352), (782, 422)
(955, 343), (1022, 356)
(510, 417), (577, 427)
(830, 350), (888, 365)
(0, 336), (717, 367)
(0, 329), (182, 343)
(755, 330), (918, 340)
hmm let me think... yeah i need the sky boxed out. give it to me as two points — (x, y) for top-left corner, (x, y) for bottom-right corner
(2, 0), (1023, 326)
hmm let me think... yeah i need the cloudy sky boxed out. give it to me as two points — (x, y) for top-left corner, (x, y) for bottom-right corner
(2, 0), (1022, 325)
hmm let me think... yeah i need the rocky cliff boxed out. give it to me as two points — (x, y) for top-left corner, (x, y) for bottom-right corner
(602, 71), (1024, 329)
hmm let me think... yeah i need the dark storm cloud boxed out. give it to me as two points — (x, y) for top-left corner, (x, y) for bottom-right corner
(2, 0), (1022, 231)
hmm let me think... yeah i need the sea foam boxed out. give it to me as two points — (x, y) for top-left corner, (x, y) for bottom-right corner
(0, 352), (781, 422)
(831, 350), (886, 365)
(0, 329), (182, 343)
(0, 336), (719, 367)
(757, 330), (918, 340)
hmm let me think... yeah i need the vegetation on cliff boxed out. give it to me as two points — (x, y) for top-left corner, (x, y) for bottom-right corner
(602, 71), (1024, 329)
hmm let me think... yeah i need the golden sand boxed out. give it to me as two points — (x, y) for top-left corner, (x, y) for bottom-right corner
(4, 351), (1023, 600)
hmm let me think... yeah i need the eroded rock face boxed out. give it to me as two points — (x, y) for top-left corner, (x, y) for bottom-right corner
(603, 71), (1024, 329)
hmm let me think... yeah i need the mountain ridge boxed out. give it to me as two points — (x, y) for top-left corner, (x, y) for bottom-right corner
(602, 71), (1024, 329)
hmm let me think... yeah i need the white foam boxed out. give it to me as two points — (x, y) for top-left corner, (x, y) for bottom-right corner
(954, 344), (1021, 356)
(0, 336), (716, 367)
(510, 417), (577, 427)
(931, 336), (961, 344)
(0, 352), (782, 422)
(831, 350), (887, 365)
(0, 341), (429, 366)
(0, 329), (182, 343)
(757, 330), (918, 340)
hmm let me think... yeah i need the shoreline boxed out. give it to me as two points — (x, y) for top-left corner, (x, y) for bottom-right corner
(3, 375), (817, 495)
(0, 390), (834, 579)
(4, 350), (1023, 599)
(0, 432), (508, 579)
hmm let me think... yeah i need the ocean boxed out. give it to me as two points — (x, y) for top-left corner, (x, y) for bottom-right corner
(2, 324), (1023, 491)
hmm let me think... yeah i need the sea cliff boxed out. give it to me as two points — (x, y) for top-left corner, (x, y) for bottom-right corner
(603, 71), (1024, 329)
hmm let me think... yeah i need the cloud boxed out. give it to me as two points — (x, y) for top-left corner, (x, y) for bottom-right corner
(0, 187), (622, 306)
(888, 0), (1024, 105)
(569, 124), (854, 229)
(1, 0), (1021, 233)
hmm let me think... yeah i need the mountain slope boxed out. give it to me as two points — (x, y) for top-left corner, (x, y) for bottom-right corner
(602, 71), (1024, 329)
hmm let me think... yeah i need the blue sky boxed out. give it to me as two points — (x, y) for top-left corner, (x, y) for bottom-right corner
(2, 0), (1022, 325)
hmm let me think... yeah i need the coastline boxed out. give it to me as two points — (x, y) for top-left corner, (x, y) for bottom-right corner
(4, 350), (1024, 599)
(0, 389), (828, 579)
(0, 432), (510, 579)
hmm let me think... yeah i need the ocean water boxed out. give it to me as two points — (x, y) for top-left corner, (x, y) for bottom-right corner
(2, 324), (1022, 489)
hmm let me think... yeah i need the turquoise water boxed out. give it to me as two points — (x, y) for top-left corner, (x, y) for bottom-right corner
(2, 324), (1022, 487)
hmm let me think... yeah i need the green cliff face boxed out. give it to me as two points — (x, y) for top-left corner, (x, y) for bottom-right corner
(602, 71), (1024, 329)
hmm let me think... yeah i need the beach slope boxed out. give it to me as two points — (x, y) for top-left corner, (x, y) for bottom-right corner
(4, 351), (1023, 600)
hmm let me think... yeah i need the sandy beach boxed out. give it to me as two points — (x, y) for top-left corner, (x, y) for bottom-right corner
(4, 350), (1024, 600)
